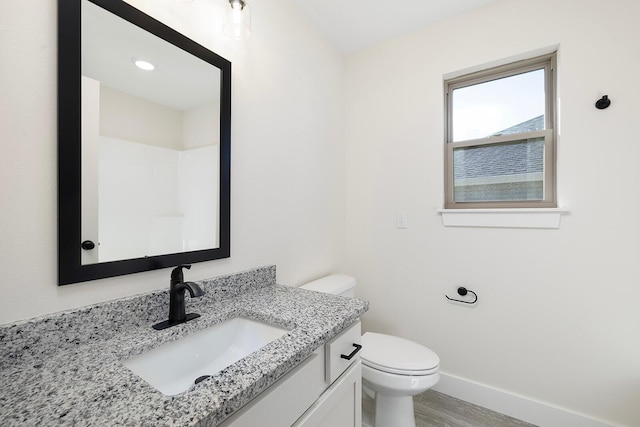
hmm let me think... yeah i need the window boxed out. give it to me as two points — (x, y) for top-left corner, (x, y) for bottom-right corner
(444, 53), (556, 209)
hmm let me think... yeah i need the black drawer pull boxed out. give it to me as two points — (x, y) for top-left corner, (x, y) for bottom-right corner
(340, 343), (362, 360)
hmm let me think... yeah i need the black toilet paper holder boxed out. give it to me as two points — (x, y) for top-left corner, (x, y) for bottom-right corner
(445, 287), (478, 305)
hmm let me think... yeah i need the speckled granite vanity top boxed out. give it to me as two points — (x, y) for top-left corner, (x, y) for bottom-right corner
(0, 266), (368, 426)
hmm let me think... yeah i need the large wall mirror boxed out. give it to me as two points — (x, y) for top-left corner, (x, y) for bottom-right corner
(58, 0), (231, 285)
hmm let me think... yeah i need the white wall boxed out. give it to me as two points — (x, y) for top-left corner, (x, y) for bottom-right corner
(183, 102), (220, 149)
(0, 0), (345, 323)
(100, 85), (184, 150)
(100, 86), (220, 150)
(344, 0), (640, 426)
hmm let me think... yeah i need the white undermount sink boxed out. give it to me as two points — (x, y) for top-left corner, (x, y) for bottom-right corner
(122, 317), (290, 395)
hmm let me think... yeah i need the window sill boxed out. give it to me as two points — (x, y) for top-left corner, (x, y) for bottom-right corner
(436, 208), (569, 229)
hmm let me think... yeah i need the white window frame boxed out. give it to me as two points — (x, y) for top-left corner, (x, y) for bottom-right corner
(444, 53), (557, 209)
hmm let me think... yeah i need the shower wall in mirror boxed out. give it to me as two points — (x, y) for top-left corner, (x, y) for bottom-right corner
(58, 0), (231, 285)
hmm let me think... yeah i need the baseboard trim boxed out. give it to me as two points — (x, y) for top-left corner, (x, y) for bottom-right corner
(433, 372), (615, 427)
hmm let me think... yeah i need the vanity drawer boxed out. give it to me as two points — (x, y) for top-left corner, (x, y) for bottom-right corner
(325, 320), (361, 384)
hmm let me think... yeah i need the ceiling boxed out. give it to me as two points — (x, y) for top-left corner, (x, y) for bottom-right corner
(83, 0), (220, 111)
(293, 0), (501, 54)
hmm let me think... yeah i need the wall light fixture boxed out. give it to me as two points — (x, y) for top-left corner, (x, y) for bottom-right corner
(223, 0), (251, 40)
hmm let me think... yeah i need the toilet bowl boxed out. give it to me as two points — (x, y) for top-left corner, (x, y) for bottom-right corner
(361, 332), (439, 427)
(300, 274), (440, 427)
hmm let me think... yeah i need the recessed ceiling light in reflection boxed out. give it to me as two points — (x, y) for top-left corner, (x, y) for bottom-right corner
(133, 59), (155, 71)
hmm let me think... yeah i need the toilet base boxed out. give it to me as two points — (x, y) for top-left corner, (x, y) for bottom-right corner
(374, 394), (416, 427)
(362, 393), (374, 427)
(362, 390), (417, 427)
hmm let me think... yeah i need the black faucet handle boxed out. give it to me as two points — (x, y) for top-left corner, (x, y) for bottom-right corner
(170, 265), (192, 284)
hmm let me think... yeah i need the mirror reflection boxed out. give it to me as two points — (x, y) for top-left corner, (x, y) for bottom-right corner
(58, 0), (231, 285)
(80, 0), (221, 265)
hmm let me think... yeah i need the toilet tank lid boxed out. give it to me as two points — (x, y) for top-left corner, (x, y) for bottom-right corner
(300, 274), (356, 295)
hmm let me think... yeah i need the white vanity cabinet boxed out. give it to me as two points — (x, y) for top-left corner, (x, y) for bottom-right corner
(219, 321), (362, 427)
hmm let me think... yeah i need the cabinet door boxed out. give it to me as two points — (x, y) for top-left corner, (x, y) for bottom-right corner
(294, 361), (362, 427)
(219, 350), (325, 427)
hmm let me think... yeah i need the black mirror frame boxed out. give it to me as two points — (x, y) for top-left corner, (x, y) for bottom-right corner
(58, 0), (231, 285)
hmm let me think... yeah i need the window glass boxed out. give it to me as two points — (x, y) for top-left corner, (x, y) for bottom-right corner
(453, 138), (545, 202)
(452, 69), (545, 142)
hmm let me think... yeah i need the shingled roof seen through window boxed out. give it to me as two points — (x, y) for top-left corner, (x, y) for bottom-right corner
(454, 115), (544, 180)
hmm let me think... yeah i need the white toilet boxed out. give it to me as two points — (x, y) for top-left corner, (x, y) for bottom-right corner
(300, 274), (440, 427)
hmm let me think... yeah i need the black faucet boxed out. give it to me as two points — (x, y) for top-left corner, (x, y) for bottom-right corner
(153, 265), (204, 330)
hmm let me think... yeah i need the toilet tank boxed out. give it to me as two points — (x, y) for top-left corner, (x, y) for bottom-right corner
(299, 274), (356, 297)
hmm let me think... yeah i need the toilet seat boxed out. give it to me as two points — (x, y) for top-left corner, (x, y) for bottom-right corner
(361, 332), (439, 376)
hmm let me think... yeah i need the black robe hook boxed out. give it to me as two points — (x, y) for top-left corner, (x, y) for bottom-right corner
(595, 95), (611, 109)
(446, 286), (478, 304)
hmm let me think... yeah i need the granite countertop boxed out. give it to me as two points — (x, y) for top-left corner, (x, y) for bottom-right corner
(0, 266), (369, 426)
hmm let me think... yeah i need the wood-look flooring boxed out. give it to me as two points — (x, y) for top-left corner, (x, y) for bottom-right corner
(413, 390), (537, 427)
(364, 389), (536, 427)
